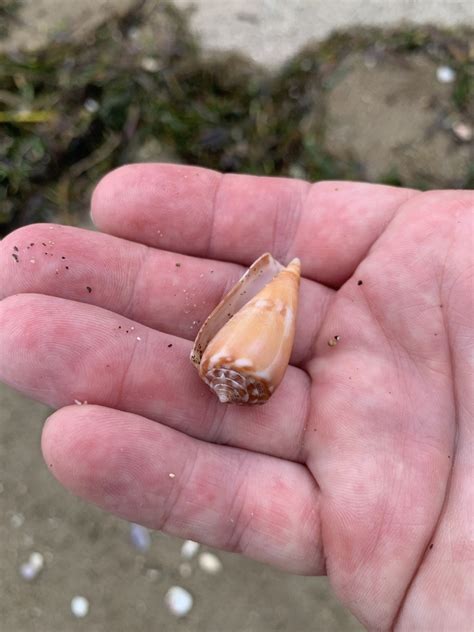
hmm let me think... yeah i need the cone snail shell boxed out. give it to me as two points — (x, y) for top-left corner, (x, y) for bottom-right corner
(190, 253), (301, 405)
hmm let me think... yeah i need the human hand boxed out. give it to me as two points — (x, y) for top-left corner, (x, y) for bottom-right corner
(0, 164), (472, 630)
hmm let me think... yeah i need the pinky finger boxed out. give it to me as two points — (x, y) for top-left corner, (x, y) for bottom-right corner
(42, 405), (323, 575)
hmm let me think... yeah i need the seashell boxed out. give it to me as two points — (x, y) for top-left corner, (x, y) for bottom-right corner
(190, 253), (300, 405)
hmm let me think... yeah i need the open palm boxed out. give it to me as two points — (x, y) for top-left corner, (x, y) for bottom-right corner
(0, 164), (472, 630)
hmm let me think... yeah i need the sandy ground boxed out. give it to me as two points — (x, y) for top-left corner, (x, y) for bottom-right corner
(1, 1), (473, 630)
(173, 0), (474, 67)
(0, 383), (362, 631)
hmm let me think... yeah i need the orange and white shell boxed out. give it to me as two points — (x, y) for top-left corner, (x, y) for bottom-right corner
(190, 253), (301, 405)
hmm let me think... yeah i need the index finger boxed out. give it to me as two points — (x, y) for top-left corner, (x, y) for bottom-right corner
(91, 163), (417, 287)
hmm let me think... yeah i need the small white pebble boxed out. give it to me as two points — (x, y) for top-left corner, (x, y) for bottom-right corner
(179, 562), (192, 578)
(436, 65), (456, 83)
(74, 400), (82, 406)
(164, 586), (193, 617)
(137, 336), (142, 341)
(130, 326), (135, 331)
(30, 259), (35, 264)
(71, 596), (89, 618)
(198, 552), (223, 574)
(181, 539), (200, 560)
(168, 473), (176, 479)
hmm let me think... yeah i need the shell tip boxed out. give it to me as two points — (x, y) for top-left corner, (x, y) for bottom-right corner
(288, 257), (301, 273)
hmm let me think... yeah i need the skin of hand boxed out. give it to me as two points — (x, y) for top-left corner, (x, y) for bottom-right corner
(0, 164), (472, 630)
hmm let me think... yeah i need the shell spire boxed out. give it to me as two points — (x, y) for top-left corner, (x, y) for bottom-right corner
(191, 254), (301, 405)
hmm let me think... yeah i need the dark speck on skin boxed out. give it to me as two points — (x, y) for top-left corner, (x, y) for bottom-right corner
(13, 246), (18, 252)
(175, 263), (181, 267)
(12, 253), (19, 262)
(30, 243), (34, 246)
(357, 280), (363, 286)
(65, 266), (69, 270)
(168, 343), (173, 348)
(42, 242), (46, 247)
(61, 256), (66, 260)
(86, 286), (92, 293)
(429, 543), (434, 550)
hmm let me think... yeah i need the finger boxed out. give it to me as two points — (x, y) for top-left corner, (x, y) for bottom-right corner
(91, 163), (417, 286)
(0, 294), (311, 461)
(42, 404), (322, 574)
(0, 224), (331, 365)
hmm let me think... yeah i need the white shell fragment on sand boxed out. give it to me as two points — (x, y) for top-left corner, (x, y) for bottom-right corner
(198, 552), (223, 574)
(71, 596), (89, 618)
(191, 253), (301, 405)
(164, 586), (193, 617)
(20, 552), (44, 581)
(129, 523), (151, 552)
(181, 539), (200, 560)
(436, 65), (456, 83)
